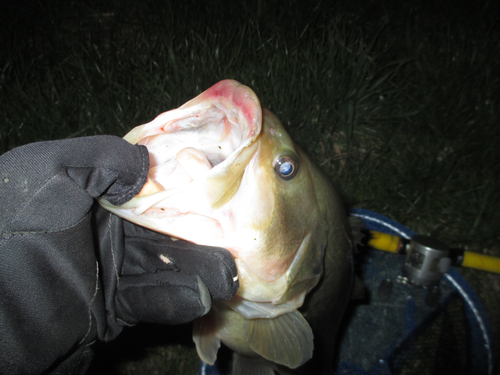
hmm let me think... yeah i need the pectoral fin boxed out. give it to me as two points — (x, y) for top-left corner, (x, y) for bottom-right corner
(193, 314), (221, 365)
(271, 234), (324, 305)
(244, 310), (313, 369)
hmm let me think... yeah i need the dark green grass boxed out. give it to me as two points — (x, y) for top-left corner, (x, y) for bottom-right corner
(1, 0), (499, 373)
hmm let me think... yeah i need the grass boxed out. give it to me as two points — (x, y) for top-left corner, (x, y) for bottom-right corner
(1, 0), (499, 373)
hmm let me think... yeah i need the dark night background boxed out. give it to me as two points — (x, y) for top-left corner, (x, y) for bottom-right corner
(1, 1), (499, 374)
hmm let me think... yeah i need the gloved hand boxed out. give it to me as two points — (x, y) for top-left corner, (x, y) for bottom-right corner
(94, 205), (239, 329)
(0, 136), (238, 375)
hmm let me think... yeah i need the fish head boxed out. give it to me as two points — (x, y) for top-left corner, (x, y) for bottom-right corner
(229, 109), (333, 308)
(99, 80), (341, 316)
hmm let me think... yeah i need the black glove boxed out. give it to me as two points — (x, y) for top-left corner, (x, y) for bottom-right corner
(94, 205), (239, 330)
(0, 136), (238, 375)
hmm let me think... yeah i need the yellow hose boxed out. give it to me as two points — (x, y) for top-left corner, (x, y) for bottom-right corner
(366, 231), (500, 275)
(461, 252), (500, 274)
(368, 231), (402, 253)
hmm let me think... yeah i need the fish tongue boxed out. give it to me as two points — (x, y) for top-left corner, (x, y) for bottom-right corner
(176, 147), (212, 180)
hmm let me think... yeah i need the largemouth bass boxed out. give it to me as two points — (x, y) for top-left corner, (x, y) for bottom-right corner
(99, 80), (353, 374)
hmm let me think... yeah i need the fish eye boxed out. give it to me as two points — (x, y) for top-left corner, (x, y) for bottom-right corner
(274, 155), (299, 180)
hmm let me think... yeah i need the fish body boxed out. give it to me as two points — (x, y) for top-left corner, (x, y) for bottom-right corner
(99, 80), (353, 374)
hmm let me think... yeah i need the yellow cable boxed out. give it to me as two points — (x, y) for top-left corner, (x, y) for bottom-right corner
(461, 252), (500, 274)
(368, 231), (402, 253)
(366, 231), (500, 275)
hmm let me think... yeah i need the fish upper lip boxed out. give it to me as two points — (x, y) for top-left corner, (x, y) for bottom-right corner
(126, 80), (261, 147)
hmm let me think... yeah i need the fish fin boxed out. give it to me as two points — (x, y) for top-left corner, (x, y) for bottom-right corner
(232, 353), (275, 375)
(245, 310), (313, 369)
(272, 233), (323, 305)
(192, 314), (221, 365)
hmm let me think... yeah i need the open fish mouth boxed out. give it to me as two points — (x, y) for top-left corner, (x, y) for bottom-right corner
(125, 79), (262, 202)
(99, 80), (264, 247)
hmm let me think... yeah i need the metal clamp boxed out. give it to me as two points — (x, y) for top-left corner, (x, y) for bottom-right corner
(402, 235), (451, 287)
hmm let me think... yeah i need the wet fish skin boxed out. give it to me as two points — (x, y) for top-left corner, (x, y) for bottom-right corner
(290, 203), (354, 374)
(222, 127), (354, 374)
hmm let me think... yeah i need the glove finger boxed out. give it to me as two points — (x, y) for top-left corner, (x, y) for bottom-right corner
(115, 272), (211, 325)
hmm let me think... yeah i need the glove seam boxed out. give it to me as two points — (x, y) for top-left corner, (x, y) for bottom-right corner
(122, 144), (150, 204)
(89, 144), (149, 206)
(107, 214), (120, 288)
(79, 260), (100, 345)
(1, 172), (88, 237)
(2, 211), (88, 238)
(61, 166), (141, 199)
